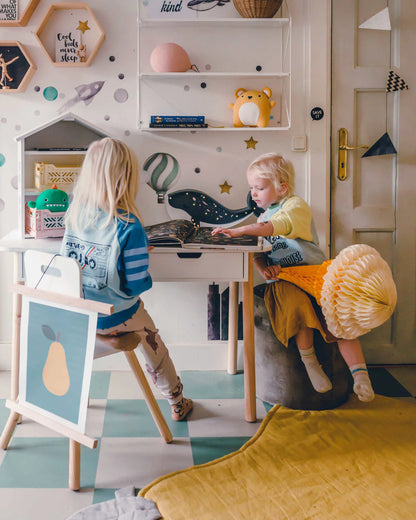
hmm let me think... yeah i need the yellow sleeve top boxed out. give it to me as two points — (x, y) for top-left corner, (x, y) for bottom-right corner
(268, 196), (313, 241)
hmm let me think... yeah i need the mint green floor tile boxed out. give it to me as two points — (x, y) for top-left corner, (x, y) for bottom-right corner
(263, 401), (274, 413)
(191, 436), (250, 466)
(102, 399), (188, 438)
(0, 399), (9, 430)
(89, 371), (111, 399)
(180, 371), (244, 399)
(0, 437), (100, 488)
(93, 488), (118, 504)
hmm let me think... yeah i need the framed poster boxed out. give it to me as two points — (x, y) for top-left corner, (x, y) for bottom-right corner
(19, 296), (97, 433)
(0, 43), (32, 91)
(0, 0), (17, 21)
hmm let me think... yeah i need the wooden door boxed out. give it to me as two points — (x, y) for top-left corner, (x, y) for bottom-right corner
(331, 0), (416, 363)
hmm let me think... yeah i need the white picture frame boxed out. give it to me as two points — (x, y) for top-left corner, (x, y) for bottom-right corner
(19, 295), (97, 434)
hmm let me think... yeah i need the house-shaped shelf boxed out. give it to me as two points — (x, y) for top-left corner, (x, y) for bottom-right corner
(34, 2), (105, 67)
(0, 41), (36, 92)
(0, 0), (39, 27)
(16, 112), (108, 239)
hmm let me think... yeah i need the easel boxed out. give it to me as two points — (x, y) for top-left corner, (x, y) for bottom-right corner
(0, 282), (113, 490)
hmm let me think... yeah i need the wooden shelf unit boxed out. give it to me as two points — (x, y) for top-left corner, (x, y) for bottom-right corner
(0, 41), (36, 92)
(0, 0), (39, 27)
(34, 2), (105, 67)
(15, 113), (107, 239)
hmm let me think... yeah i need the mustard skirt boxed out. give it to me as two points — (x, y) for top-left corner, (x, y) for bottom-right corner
(263, 280), (337, 347)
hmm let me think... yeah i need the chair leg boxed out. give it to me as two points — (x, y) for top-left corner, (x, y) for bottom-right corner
(0, 411), (20, 450)
(69, 440), (81, 491)
(124, 350), (173, 444)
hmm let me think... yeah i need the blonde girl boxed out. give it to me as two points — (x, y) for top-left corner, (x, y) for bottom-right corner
(62, 138), (193, 421)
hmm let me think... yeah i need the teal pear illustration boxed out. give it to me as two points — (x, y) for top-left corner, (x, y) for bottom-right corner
(41, 325), (70, 396)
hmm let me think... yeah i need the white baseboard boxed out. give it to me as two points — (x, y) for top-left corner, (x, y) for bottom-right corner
(0, 341), (245, 372)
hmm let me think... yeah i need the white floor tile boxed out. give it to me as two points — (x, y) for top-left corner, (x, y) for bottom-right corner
(107, 370), (164, 400)
(0, 371), (11, 399)
(0, 488), (94, 520)
(95, 437), (193, 489)
(188, 398), (267, 437)
(12, 399), (107, 438)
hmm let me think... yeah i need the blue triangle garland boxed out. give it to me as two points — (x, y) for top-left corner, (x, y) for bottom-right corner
(362, 132), (397, 157)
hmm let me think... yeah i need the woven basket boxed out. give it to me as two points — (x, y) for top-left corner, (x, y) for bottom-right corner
(232, 0), (283, 18)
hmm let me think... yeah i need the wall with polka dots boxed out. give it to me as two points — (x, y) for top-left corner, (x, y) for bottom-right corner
(0, 0), (330, 363)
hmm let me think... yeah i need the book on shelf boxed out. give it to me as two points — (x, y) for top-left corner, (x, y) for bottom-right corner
(144, 219), (261, 249)
(149, 123), (208, 129)
(150, 115), (205, 124)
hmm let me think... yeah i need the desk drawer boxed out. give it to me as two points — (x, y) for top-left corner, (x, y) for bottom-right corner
(149, 251), (247, 281)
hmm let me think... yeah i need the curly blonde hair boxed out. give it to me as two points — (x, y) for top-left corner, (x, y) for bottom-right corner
(246, 152), (295, 197)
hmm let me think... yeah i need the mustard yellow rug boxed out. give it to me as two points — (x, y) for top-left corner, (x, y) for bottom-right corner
(140, 395), (416, 519)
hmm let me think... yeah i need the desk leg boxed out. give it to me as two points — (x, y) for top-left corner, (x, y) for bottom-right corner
(242, 253), (256, 422)
(227, 281), (239, 375)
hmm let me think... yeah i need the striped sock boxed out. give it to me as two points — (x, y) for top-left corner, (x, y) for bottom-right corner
(299, 346), (332, 393)
(350, 363), (375, 402)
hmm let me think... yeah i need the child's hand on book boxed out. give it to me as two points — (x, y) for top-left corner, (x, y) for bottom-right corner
(211, 226), (243, 238)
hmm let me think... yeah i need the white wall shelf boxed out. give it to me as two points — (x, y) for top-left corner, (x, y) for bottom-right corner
(137, 3), (291, 132)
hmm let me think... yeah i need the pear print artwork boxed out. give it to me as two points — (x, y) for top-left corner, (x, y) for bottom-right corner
(42, 325), (70, 396)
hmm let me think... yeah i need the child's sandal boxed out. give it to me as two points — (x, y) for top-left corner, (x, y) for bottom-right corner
(171, 397), (193, 421)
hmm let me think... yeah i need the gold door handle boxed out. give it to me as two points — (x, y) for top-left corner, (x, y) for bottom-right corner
(337, 128), (369, 181)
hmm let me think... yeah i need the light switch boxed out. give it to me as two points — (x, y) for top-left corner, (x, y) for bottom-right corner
(291, 135), (307, 152)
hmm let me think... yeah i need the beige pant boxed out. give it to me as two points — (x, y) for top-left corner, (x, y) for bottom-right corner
(97, 301), (183, 405)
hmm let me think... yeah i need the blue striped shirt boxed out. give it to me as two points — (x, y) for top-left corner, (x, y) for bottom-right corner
(61, 210), (152, 328)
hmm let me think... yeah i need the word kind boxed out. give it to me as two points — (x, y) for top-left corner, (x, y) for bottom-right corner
(160, 0), (183, 13)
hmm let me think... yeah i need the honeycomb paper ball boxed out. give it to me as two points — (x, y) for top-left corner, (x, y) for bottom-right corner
(150, 43), (191, 73)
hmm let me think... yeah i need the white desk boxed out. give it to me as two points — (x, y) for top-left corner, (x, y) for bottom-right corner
(1, 234), (267, 422)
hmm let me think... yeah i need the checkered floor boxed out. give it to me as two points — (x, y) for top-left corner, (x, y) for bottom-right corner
(0, 366), (415, 520)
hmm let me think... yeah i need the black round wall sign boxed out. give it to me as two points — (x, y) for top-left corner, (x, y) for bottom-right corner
(310, 107), (324, 120)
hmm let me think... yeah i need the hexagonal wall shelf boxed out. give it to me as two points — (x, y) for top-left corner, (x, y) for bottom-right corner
(35, 2), (105, 67)
(0, 0), (40, 27)
(0, 41), (36, 92)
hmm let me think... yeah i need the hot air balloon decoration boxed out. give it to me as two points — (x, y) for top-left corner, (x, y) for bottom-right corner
(143, 152), (180, 203)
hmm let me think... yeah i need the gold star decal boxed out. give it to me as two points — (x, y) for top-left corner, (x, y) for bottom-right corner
(244, 136), (258, 149)
(77, 20), (91, 34)
(219, 181), (232, 194)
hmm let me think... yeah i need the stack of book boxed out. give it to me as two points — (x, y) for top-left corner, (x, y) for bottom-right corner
(149, 116), (207, 128)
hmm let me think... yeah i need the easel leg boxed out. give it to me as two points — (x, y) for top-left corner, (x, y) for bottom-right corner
(242, 253), (256, 423)
(0, 411), (20, 450)
(227, 281), (239, 375)
(11, 253), (23, 424)
(124, 350), (173, 444)
(69, 440), (81, 491)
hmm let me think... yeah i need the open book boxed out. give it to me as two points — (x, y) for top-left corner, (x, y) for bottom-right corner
(144, 219), (261, 249)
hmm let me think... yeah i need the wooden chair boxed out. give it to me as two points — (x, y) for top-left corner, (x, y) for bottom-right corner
(0, 250), (172, 490)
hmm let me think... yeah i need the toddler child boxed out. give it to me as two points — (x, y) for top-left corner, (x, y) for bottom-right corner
(212, 152), (374, 402)
(61, 137), (193, 420)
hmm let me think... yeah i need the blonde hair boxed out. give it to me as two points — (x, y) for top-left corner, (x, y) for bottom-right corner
(66, 137), (141, 230)
(246, 152), (295, 197)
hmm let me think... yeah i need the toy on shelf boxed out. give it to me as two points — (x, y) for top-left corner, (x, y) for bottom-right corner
(26, 184), (69, 238)
(229, 87), (276, 128)
(35, 162), (81, 192)
(150, 42), (198, 73)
